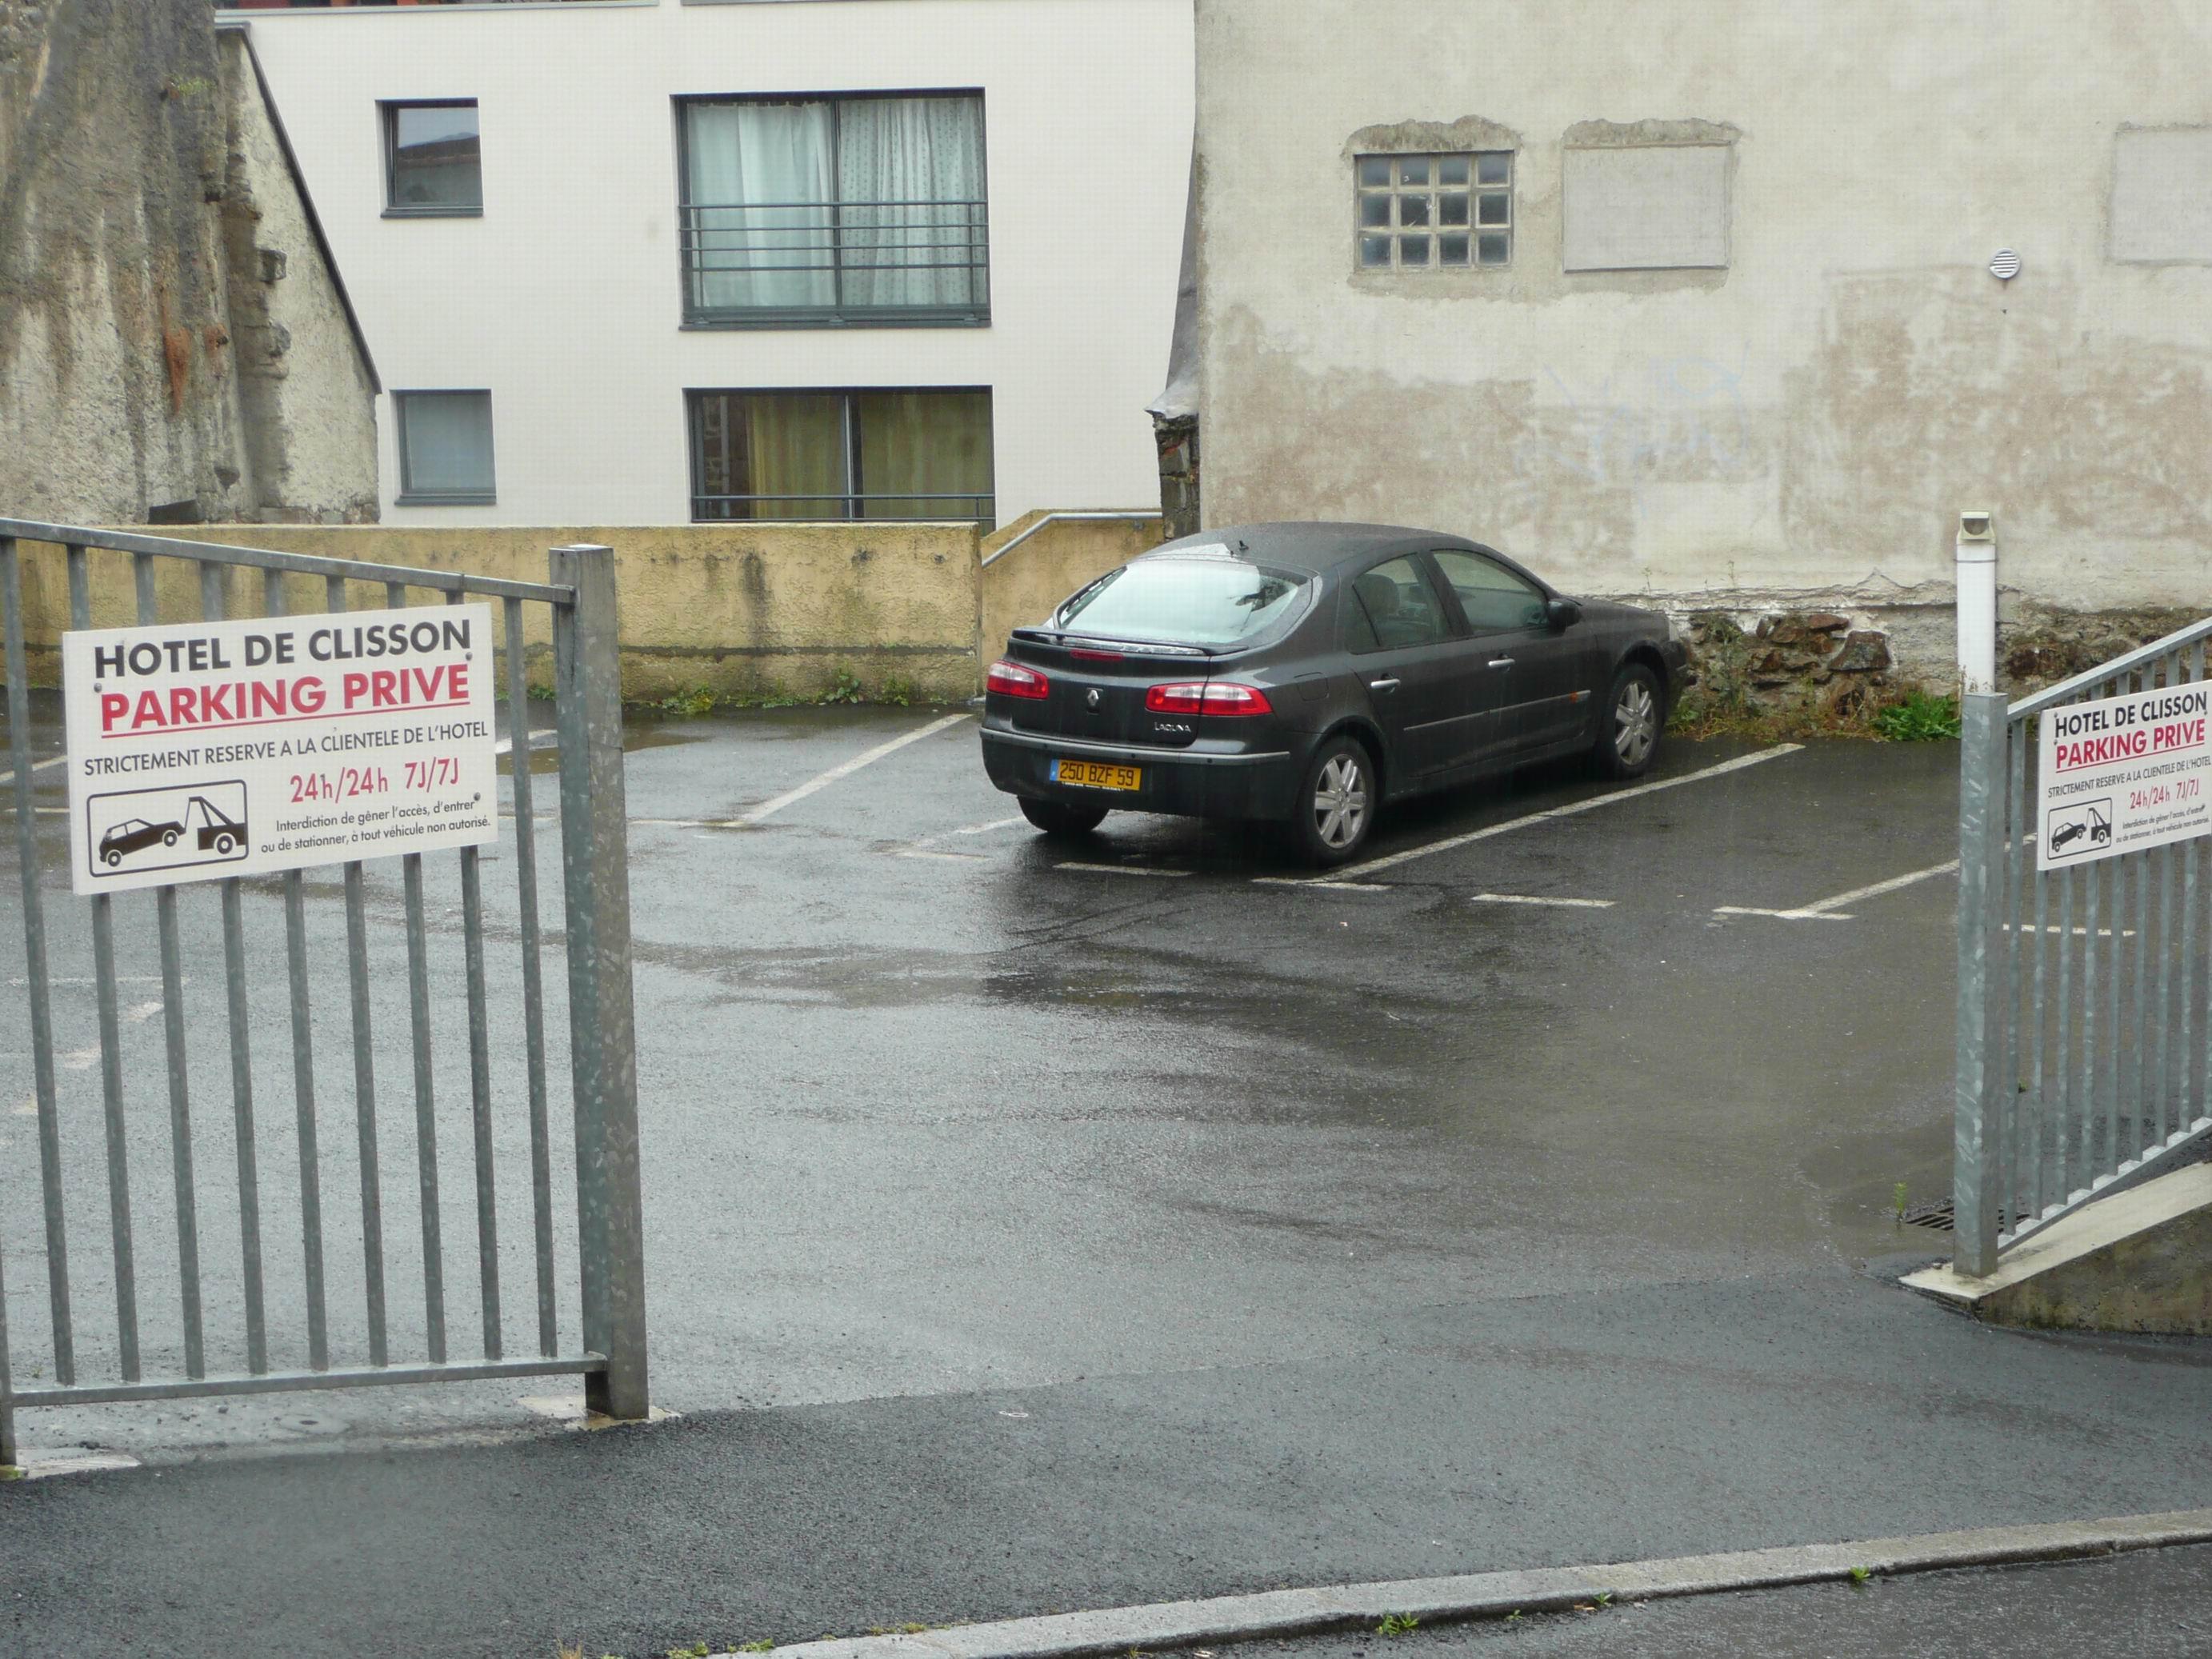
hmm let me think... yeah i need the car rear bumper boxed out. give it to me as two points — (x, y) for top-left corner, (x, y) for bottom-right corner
(981, 725), (1301, 820)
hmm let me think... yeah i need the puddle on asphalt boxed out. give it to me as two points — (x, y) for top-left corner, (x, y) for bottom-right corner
(497, 718), (702, 775)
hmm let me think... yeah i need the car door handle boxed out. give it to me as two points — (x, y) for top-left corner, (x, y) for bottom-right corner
(1487, 657), (1515, 670)
(1369, 677), (1401, 694)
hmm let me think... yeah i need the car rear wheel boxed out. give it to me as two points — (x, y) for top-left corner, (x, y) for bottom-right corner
(1019, 797), (1107, 837)
(162, 829), (178, 847)
(1291, 734), (1375, 866)
(1598, 663), (1662, 780)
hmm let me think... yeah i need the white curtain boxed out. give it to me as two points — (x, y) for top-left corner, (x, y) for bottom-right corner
(837, 96), (986, 309)
(686, 102), (835, 310)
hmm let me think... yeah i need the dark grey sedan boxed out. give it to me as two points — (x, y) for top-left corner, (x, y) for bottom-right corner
(980, 522), (1691, 865)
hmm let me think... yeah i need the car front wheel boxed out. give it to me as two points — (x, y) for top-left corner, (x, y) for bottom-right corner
(1019, 797), (1107, 837)
(1292, 734), (1375, 865)
(1598, 663), (1662, 779)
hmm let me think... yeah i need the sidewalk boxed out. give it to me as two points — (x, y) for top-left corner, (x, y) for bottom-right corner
(6, 1270), (2210, 1658)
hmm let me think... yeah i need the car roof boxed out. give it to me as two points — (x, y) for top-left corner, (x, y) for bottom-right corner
(1135, 522), (1482, 578)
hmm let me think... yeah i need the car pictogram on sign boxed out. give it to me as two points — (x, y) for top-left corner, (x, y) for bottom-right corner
(98, 818), (184, 866)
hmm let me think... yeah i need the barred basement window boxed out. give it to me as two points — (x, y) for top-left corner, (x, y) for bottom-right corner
(1355, 151), (1511, 270)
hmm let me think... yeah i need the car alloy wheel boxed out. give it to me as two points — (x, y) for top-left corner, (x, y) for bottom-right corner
(1614, 679), (1658, 770)
(1313, 750), (1369, 852)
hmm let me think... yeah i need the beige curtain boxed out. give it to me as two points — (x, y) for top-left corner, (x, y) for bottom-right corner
(855, 390), (992, 520)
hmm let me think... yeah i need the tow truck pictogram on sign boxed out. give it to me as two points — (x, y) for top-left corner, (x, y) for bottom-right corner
(2044, 798), (2114, 860)
(86, 782), (250, 880)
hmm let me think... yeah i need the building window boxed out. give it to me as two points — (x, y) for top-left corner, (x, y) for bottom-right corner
(383, 101), (481, 217)
(1355, 151), (1510, 270)
(394, 391), (496, 505)
(688, 389), (994, 522)
(678, 94), (990, 326)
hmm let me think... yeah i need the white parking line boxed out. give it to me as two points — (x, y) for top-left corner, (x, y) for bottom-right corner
(1716, 857), (1959, 922)
(898, 849), (987, 862)
(718, 711), (973, 828)
(2007, 924), (2136, 937)
(1470, 893), (1616, 909)
(0, 754), (69, 789)
(1056, 862), (1190, 878)
(1304, 745), (1803, 884)
(898, 814), (1026, 856)
(1251, 877), (1391, 892)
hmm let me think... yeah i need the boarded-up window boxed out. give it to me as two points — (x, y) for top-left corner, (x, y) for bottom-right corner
(1562, 145), (1730, 272)
(2111, 128), (2212, 263)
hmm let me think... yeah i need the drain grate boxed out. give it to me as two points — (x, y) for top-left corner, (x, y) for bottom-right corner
(1900, 1198), (2022, 1232)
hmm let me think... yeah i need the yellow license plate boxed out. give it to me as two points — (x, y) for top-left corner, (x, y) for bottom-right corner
(1053, 759), (1142, 791)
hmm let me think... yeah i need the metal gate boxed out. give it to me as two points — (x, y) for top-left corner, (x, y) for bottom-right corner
(1954, 618), (2212, 1274)
(0, 521), (646, 1464)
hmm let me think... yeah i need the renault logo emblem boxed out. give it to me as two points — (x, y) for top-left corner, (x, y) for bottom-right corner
(1086, 689), (1102, 710)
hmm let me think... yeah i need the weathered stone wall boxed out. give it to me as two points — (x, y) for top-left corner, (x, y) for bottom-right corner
(0, 2), (374, 525)
(1193, 0), (2212, 646)
(215, 30), (378, 524)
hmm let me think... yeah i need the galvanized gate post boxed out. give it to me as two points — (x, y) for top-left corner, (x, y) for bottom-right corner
(549, 544), (650, 1418)
(1955, 690), (2010, 1275)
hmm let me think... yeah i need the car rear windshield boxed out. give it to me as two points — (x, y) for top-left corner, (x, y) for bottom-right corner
(1054, 553), (1311, 646)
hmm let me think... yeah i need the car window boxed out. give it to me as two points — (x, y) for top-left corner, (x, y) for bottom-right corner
(1433, 550), (1547, 634)
(1054, 554), (1311, 646)
(1346, 555), (1449, 654)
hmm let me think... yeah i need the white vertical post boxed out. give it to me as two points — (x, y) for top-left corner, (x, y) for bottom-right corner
(1957, 510), (1998, 694)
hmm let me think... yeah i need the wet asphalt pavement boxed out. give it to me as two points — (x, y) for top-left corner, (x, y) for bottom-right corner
(3, 703), (2210, 1657)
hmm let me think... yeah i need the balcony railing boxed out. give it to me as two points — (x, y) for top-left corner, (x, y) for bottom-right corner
(691, 492), (995, 525)
(679, 199), (991, 329)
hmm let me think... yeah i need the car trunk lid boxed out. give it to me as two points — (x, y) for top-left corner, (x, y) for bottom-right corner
(1002, 630), (1211, 748)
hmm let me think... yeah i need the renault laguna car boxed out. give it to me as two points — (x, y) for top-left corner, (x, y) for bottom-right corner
(979, 522), (1690, 865)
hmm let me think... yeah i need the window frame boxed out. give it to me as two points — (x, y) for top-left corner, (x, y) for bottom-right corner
(685, 386), (996, 524)
(1354, 150), (1514, 273)
(1429, 547), (1553, 637)
(674, 89), (992, 330)
(392, 389), (497, 506)
(1343, 553), (1453, 655)
(381, 98), (483, 219)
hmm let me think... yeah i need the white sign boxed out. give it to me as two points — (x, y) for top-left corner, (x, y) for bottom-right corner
(63, 604), (498, 895)
(2038, 681), (2212, 870)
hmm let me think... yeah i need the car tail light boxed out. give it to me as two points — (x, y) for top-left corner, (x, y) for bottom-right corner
(986, 659), (1050, 699)
(1069, 647), (1125, 662)
(1144, 682), (1274, 716)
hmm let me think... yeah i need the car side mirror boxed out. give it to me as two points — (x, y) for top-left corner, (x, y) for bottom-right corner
(1545, 598), (1582, 631)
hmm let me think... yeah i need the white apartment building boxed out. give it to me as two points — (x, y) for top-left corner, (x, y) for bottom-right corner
(223, 0), (1194, 529)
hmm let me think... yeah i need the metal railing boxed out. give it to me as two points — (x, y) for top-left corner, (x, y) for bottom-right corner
(0, 521), (646, 1463)
(678, 199), (990, 326)
(1954, 617), (2212, 1273)
(979, 511), (1163, 568)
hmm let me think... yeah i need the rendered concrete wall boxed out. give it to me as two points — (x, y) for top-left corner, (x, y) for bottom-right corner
(1194, 0), (2212, 653)
(11, 524), (986, 703)
(978, 512), (1170, 658)
(0, 2), (376, 525)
